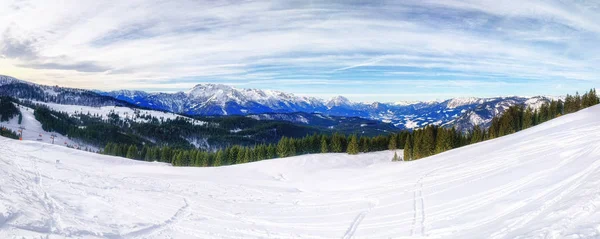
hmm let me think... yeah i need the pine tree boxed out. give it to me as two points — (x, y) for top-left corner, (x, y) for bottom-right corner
(126, 145), (138, 159)
(564, 94), (574, 114)
(347, 135), (359, 155)
(144, 147), (154, 161)
(392, 151), (399, 162)
(206, 153), (214, 166)
(195, 151), (206, 166)
(398, 132), (408, 149)
(229, 146), (239, 164)
(160, 146), (171, 162)
(434, 128), (453, 154)
(415, 126), (435, 159)
(267, 144), (276, 159)
(237, 146), (246, 164)
(557, 100), (564, 116)
(242, 147), (251, 163)
(277, 137), (289, 158)
(549, 100), (558, 118)
(320, 136), (328, 153)
(140, 146), (149, 161)
(522, 107), (534, 129)
(104, 143), (113, 155)
(189, 150), (198, 165)
(113, 144), (122, 157)
(288, 138), (297, 157)
(470, 125), (482, 144)
(181, 151), (191, 166)
(575, 92), (582, 111)
(331, 133), (343, 153)
(154, 148), (161, 161)
(434, 129), (446, 154)
(256, 145), (266, 161)
(404, 134), (413, 161)
(487, 118), (499, 139)
(310, 134), (320, 153)
(388, 134), (397, 150)
(172, 151), (183, 166)
(499, 111), (515, 136)
(213, 150), (223, 166)
(359, 137), (369, 153)
(223, 147), (231, 165)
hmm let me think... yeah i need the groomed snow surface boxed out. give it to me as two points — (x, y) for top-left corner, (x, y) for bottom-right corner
(2, 106), (600, 238)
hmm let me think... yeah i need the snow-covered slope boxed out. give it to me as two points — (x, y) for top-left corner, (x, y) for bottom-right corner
(0, 75), (26, 85)
(2, 105), (600, 238)
(0, 75), (133, 107)
(0, 104), (95, 151)
(33, 101), (207, 125)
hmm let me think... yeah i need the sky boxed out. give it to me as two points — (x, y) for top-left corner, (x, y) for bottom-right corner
(0, 0), (599, 102)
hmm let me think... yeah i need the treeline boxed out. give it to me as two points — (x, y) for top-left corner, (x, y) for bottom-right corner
(0, 127), (19, 139)
(0, 96), (21, 122)
(4, 89), (599, 167)
(34, 107), (77, 135)
(3, 97), (400, 151)
(404, 89), (599, 160)
(103, 132), (410, 166)
(19, 100), (331, 149)
(104, 89), (599, 167)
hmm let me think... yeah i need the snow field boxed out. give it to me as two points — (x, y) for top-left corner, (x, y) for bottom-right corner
(0, 105), (600, 238)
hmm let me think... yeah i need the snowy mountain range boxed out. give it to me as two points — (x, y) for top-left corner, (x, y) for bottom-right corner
(101, 83), (559, 130)
(0, 75), (560, 130)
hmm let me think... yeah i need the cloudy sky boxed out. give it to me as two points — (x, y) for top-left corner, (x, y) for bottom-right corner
(1, 0), (599, 102)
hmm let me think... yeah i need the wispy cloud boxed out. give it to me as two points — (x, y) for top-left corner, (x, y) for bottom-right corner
(0, 0), (598, 101)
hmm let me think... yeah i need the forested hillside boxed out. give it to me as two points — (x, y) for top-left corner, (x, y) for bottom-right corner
(0, 89), (596, 169)
(104, 89), (597, 168)
(0, 97), (399, 152)
(403, 89), (599, 160)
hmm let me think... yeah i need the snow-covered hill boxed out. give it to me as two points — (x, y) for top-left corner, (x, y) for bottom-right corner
(32, 101), (207, 126)
(0, 104), (95, 151)
(0, 75), (134, 108)
(0, 100), (210, 152)
(0, 75), (27, 85)
(1, 105), (600, 238)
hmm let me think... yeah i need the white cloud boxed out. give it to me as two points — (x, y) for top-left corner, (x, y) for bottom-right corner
(0, 0), (598, 100)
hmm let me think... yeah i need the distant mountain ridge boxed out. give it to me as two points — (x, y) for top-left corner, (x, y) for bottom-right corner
(0, 75), (138, 108)
(101, 84), (558, 131)
(0, 75), (560, 130)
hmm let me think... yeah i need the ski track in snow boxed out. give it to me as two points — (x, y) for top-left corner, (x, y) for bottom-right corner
(411, 175), (426, 237)
(1, 106), (600, 238)
(342, 198), (377, 239)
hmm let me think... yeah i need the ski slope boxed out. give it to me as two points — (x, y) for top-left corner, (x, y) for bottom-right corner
(0, 104), (95, 151)
(1, 106), (600, 238)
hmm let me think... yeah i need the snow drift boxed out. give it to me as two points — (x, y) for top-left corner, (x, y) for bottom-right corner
(1, 105), (600, 238)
